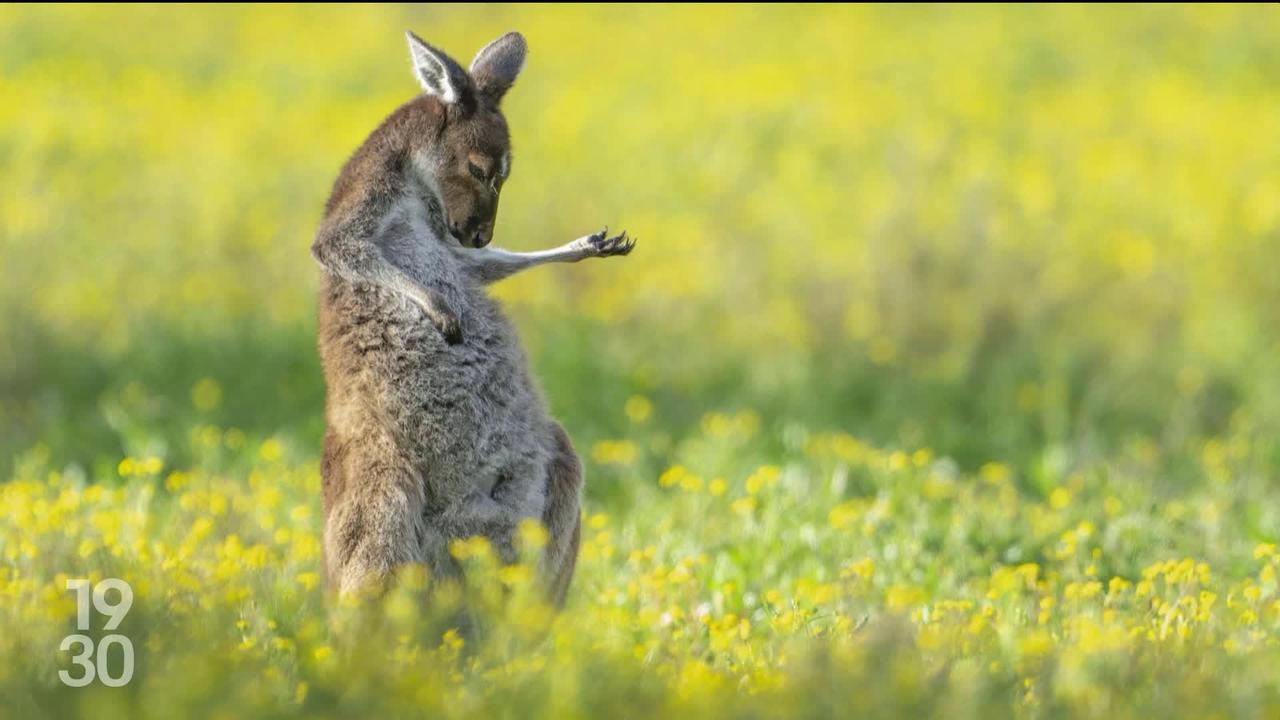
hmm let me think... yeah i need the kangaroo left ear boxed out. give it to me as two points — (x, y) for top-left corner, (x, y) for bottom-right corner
(469, 32), (527, 105)
(406, 30), (470, 104)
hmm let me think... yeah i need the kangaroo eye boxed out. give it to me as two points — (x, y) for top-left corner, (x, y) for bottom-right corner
(468, 163), (486, 181)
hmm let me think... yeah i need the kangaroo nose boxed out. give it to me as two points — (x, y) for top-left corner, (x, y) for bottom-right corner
(471, 223), (493, 248)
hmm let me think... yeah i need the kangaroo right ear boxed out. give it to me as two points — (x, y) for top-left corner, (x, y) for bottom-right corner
(406, 31), (469, 104)
(469, 32), (527, 105)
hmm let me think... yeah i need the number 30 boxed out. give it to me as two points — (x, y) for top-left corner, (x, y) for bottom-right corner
(58, 633), (134, 687)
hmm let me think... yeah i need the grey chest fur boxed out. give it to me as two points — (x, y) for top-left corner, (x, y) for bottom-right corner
(319, 255), (551, 513)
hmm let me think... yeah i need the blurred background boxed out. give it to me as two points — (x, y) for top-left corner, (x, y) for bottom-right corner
(2, 4), (1278, 496)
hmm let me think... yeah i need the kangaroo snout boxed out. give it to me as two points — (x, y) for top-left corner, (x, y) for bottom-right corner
(452, 219), (493, 248)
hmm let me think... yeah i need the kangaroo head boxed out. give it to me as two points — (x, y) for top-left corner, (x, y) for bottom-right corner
(406, 30), (525, 248)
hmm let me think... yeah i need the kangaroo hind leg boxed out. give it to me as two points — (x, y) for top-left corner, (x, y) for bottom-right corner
(324, 452), (428, 597)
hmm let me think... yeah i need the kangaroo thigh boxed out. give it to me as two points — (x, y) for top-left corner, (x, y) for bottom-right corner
(322, 441), (428, 595)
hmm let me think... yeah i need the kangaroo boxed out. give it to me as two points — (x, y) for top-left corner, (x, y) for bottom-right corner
(312, 30), (634, 605)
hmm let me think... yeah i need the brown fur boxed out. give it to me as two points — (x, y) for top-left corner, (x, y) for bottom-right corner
(311, 31), (631, 605)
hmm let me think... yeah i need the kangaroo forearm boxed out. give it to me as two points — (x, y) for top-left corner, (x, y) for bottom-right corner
(459, 243), (590, 284)
(458, 228), (634, 285)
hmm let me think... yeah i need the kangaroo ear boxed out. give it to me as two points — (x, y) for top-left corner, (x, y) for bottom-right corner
(469, 32), (526, 105)
(406, 31), (469, 104)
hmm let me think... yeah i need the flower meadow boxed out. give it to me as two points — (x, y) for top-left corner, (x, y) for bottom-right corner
(3, 4), (1280, 718)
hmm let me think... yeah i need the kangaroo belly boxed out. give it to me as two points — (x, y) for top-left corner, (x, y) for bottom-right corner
(319, 279), (552, 519)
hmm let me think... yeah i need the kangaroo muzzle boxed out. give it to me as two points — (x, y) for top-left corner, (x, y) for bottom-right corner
(452, 219), (493, 248)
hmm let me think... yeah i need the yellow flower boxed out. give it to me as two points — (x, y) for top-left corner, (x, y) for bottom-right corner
(591, 440), (638, 466)
(441, 629), (464, 651)
(659, 465), (687, 488)
(517, 518), (549, 551)
(1019, 630), (1054, 658)
(450, 536), (493, 561)
(842, 558), (875, 581)
(625, 395), (652, 423)
(259, 438), (284, 462)
(1049, 487), (1072, 510)
(679, 473), (704, 493)
(1108, 577), (1132, 595)
(499, 564), (533, 587)
(886, 585), (926, 610)
(980, 462), (1011, 485)
(191, 377), (223, 411)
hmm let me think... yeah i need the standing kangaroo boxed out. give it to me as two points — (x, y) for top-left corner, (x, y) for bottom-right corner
(312, 30), (634, 604)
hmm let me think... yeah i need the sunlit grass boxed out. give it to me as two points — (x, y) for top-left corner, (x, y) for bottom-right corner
(5, 408), (1280, 717)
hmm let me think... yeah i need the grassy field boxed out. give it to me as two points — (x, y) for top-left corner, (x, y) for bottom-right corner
(3, 4), (1280, 717)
